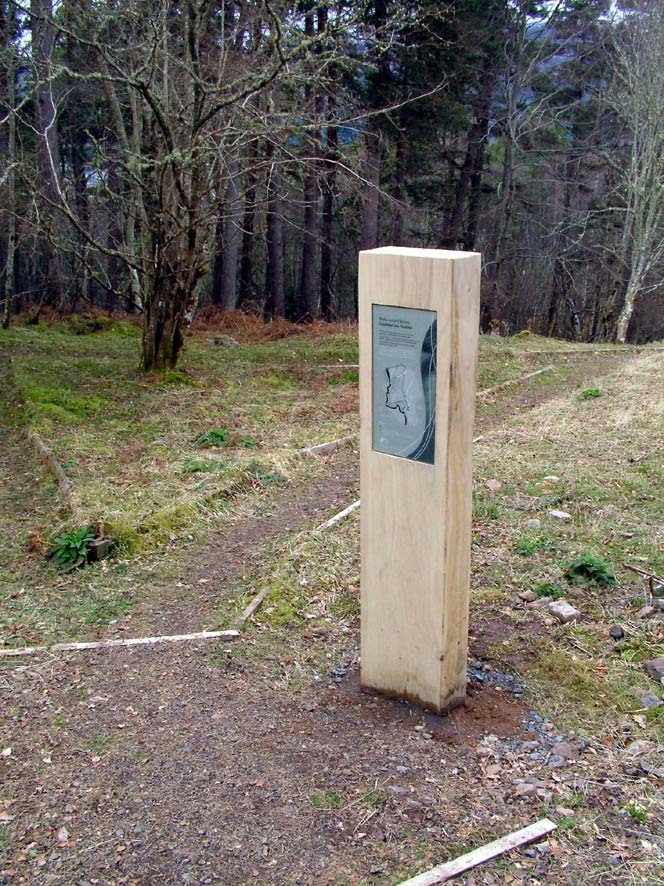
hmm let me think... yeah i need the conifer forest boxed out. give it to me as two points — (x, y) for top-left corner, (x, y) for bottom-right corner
(1, 1), (662, 368)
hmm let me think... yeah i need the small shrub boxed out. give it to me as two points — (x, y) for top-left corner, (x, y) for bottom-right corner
(51, 526), (95, 569)
(196, 428), (228, 447)
(64, 314), (114, 335)
(579, 387), (602, 401)
(564, 554), (616, 587)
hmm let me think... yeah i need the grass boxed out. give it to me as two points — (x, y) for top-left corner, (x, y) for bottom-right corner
(1, 320), (359, 556)
(2, 318), (663, 752)
(309, 791), (344, 810)
(472, 350), (664, 739)
(219, 512), (361, 639)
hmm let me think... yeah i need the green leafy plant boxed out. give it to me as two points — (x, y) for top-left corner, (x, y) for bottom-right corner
(533, 581), (566, 600)
(195, 428), (228, 447)
(240, 436), (259, 448)
(247, 461), (287, 486)
(579, 387), (602, 401)
(180, 457), (225, 474)
(564, 554), (616, 587)
(515, 537), (556, 557)
(52, 526), (95, 568)
(624, 800), (648, 823)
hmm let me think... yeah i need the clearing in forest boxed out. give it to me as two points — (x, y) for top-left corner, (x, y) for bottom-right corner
(1, 318), (663, 885)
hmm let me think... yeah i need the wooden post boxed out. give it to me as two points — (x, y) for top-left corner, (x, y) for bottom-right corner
(359, 247), (480, 714)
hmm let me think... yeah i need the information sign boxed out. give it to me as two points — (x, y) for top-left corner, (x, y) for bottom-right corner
(372, 305), (436, 464)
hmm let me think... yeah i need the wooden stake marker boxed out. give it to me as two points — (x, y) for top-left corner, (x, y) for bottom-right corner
(359, 247), (480, 714)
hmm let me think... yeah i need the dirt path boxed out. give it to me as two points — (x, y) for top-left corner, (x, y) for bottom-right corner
(2, 349), (658, 886)
(122, 449), (360, 637)
(121, 348), (630, 639)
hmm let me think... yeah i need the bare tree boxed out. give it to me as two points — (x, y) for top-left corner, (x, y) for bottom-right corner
(608, 2), (664, 343)
(1, 0), (17, 328)
(21, 0), (341, 367)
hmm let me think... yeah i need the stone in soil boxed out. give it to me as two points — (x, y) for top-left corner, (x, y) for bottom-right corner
(625, 740), (655, 756)
(548, 600), (582, 624)
(639, 696), (662, 710)
(514, 782), (538, 797)
(552, 742), (576, 760)
(547, 509), (572, 521)
(637, 605), (655, 619)
(525, 518), (541, 530)
(644, 658), (664, 683)
(527, 596), (552, 608)
(518, 590), (537, 603)
(609, 625), (625, 640)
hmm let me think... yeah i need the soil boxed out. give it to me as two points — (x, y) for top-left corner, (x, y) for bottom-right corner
(2, 350), (662, 885)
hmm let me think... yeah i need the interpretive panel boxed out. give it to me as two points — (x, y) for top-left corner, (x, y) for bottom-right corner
(372, 305), (437, 464)
(360, 246), (481, 714)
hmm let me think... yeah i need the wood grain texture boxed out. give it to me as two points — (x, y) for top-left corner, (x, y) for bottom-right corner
(397, 818), (556, 885)
(359, 247), (480, 714)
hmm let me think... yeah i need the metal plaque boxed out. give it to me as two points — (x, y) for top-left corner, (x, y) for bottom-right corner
(372, 304), (437, 464)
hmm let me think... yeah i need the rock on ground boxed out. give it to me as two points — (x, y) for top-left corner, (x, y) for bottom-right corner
(548, 600), (582, 624)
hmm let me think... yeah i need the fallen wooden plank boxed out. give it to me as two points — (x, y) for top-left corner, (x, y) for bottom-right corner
(234, 587), (271, 626)
(397, 818), (557, 886)
(30, 431), (76, 502)
(0, 629), (239, 658)
(297, 435), (357, 457)
(314, 499), (360, 532)
(624, 563), (664, 585)
(477, 366), (554, 400)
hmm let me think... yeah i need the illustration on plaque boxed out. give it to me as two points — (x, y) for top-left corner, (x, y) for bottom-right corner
(385, 364), (411, 424)
(372, 305), (437, 464)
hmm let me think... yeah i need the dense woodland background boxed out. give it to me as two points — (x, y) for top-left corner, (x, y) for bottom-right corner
(0, 0), (662, 368)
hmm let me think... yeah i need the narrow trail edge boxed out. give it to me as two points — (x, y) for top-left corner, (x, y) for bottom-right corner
(0, 629), (240, 658)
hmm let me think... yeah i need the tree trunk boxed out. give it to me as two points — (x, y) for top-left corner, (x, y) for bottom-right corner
(264, 140), (285, 319)
(320, 106), (337, 321)
(238, 162), (257, 308)
(444, 56), (493, 251)
(361, 127), (382, 251)
(212, 159), (243, 309)
(1, 8), (15, 329)
(211, 211), (224, 306)
(318, 5), (336, 320)
(31, 0), (66, 308)
(392, 126), (406, 244)
(221, 159), (243, 311)
(297, 5), (318, 321)
(299, 166), (319, 320)
(615, 280), (639, 344)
